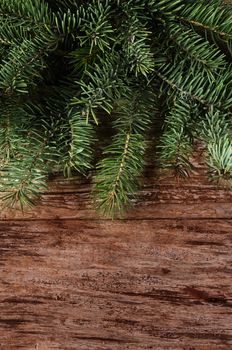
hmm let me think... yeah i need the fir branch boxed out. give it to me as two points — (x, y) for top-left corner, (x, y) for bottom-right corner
(0, 0), (231, 215)
(61, 108), (96, 177)
(220, 65), (232, 110)
(167, 21), (226, 71)
(94, 131), (147, 217)
(0, 119), (56, 208)
(155, 58), (226, 108)
(0, 103), (27, 164)
(0, 30), (59, 95)
(146, 0), (184, 14)
(0, 39), (47, 94)
(77, 0), (114, 54)
(119, 14), (154, 77)
(54, 8), (81, 40)
(93, 88), (155, 217)
(158, 97), (194, 177)
(0, 17), (30, 45)
(200, 110), (232, 182)
(70, 54), (125, 124)
(178, 0), (232, 39)
(0, 0), (53, 26)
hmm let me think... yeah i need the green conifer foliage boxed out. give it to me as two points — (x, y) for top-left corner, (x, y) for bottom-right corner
(0, 0), (231, 217)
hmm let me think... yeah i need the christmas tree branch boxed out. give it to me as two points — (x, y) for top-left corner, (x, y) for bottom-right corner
(200, 110), (232, 182)
(158, 97), (194, 177)
(93, 88), (155, 217)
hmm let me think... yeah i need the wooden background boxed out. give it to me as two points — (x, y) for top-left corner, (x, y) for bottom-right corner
(0, 146), (232, 349)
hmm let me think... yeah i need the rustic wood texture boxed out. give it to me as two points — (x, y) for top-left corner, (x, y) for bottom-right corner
(0, 147), (232, 350)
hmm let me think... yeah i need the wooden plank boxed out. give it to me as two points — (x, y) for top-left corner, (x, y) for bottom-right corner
(0, 219), (232, 349)
(0, 176), (231, 220)
(0, 134), (231, 349)
(0, 145), (231, 220)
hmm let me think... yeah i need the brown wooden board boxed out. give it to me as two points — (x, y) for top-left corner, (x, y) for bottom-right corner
(0, 219), (232, 350)
(0, 148), (232, 349)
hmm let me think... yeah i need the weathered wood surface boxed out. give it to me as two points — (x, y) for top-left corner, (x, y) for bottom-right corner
(1, 161), (232, 221)
(1, 219), (232, 350)
(0, 151), (232, 350)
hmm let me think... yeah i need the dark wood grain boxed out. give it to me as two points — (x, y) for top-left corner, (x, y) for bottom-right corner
(0, 147), (232, 350)
(0, 219), (232, 350)
(0, 172), (231, 220)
